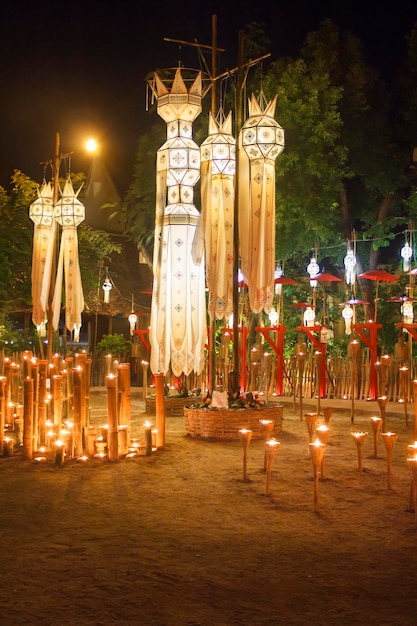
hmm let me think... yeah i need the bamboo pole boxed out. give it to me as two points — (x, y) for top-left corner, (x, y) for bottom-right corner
(106, 374), (119, 461)
(155, 372), (166, 449)
(23, 377), (34, 460)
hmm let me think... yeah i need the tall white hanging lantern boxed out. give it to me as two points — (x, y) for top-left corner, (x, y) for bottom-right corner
(148, 68), (207, 377)
(274, 264), (283, 295)
(29, 181), (55, 331)
(193, 111), (235, 321)
(239, 93), (285, 314)
(52, 178), (85, 341)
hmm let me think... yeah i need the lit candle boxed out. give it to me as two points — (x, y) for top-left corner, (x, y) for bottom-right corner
(144, 421), (153, 456)
(55, 439), (65, 466)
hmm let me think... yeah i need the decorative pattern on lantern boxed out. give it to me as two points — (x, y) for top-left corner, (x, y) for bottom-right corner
(342, 304), (354, 334)
(29, 181), (55, 333)
(239, 93), (285, 314)
(344, 248), (357, 285)
(52, 178), (85, 342)
(148, 68), (207, 377)
(193, 111), (235, 321)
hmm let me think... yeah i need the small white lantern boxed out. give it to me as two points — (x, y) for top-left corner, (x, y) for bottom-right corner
(401, 240), (413, 272)
(274, 264), (283, 295)
(342, 304), (354, 335)
(303, 306), (315, 327)
(307, 257), (320, 287)
(401, 300), (414, 324)
(102, 280), (112, 304)
(344, 249), (357, 285)
(128, 312), (138, 336)
(268, 308), (279, 326)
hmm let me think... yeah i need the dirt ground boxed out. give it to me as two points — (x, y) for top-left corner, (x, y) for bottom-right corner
(0, 392), (417, 626)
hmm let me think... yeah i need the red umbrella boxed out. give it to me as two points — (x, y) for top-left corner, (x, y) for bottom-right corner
(358, 269), (398, 320)
(314, 272), (342, 283)
(274, 276), (299, 285)
(358, 269), (398, 282)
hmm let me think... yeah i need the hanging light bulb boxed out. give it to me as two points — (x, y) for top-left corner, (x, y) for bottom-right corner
(303, 306), (315, 327)
(344, 248), (357, 285)
(307, 257), (319, 287)
(401, 239), (413, 272)
(342, 305), (354, 335)
(401, 300), (414, 324)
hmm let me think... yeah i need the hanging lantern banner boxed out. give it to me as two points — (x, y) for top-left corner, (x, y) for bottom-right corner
(239, 93), (285, 314)
(29, 181), (55, 329)
(148, 69), (207, 377)
(52, 178), (85, 341)
(194, 111), (235, 321)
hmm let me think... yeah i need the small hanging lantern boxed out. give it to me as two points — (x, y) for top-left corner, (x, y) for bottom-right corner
(307, 257), (320, 287)
(274, 264), (283, 295)
(102, 270), (112, 304)
(303, 306), (315, 327)
(401, 300), (414, 324)
(342, 305), (354, 335)
(128, 295), (137, 336)
(401, 239), (413, 272)
(344, 248), (357, 285)
(268, 308), (279, 326)
(128, 312), (138, 336)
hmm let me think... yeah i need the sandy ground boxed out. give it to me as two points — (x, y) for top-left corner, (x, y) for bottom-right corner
(0, 392), (417, 626)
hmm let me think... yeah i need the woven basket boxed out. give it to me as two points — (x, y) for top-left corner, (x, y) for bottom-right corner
(184, 405), (283, 440)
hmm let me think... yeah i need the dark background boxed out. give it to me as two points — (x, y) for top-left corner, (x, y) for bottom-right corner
(0, 0), (416, 193)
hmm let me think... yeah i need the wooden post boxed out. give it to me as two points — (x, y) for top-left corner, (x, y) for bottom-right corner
(106, 374), (119, 461)
(155, 372), (165, 449)
(238, 428), (252, 482)
(23, 377), (34, 460)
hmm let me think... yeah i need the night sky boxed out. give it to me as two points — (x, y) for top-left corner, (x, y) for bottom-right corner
(0, 0), (416, 194)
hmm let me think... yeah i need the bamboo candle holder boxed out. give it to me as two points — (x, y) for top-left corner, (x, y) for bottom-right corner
(407, 443), (417, 512)
(323, 406), (334, 426)
(377, 396), (388, 432)
(370, 417), (383, 458)
(315, 424), (330, 478)
(351, 432), (368, 472)
(259, 419), (275, 470)
(381, 432), (398, 490)
(407, 456), (417, 527)
(305, 413), (318, 443)
(55, 439), (65, 466)
(238, 429), (253, 482)
(144, 421), (153, 456)
(265, 439), (280, 496)
(413, 381), (417, 440)
(309, 439), (326, 513)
